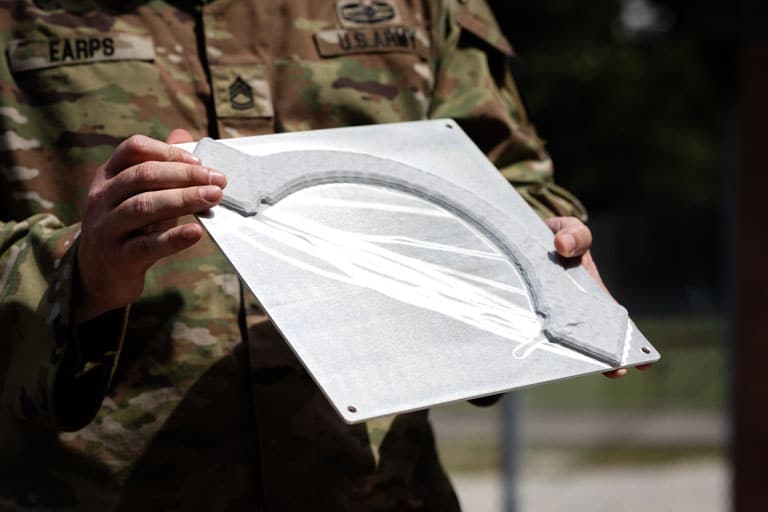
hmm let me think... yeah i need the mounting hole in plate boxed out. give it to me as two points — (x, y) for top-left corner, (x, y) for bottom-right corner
(641, 347), (651, 354)
(347, 405), (358, 413)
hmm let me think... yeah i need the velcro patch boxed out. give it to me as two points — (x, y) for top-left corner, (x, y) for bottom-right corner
(7, 33), (155, 72)
(314, 26), (430, 59)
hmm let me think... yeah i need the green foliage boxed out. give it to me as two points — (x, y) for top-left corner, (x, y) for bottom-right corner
(491, 0), (736, 211)
(524, 314), (726, 410)
(490, 1), (735, 314)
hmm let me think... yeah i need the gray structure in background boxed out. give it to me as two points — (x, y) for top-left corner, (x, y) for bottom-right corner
(192, 119), (659, 424)
(502, 393), (521, 512)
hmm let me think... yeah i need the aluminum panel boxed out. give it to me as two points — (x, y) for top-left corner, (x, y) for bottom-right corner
(191, 119), (660, 423)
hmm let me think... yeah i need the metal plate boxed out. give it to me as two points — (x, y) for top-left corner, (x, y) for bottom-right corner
(190, 119), (660, 423)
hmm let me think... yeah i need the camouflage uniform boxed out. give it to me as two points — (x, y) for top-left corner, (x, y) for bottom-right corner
(0, 0), (585, 510)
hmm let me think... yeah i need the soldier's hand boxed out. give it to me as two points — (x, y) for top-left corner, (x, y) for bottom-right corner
(75, 131), (225, 322)
(545, 216), (652, 378)
(545, 216), (605, 290)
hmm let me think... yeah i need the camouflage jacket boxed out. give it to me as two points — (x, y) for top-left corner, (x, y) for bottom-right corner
(0, 0), (585, 510)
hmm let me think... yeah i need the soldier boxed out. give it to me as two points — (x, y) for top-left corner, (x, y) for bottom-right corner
(0, 0), (625, 510)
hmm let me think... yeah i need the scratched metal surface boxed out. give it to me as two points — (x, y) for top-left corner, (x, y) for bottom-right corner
(191, 120), (660, 423)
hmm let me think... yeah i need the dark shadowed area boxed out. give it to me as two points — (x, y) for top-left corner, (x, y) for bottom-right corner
(433, 2), (739, 510)
(492, 0), (735, 315)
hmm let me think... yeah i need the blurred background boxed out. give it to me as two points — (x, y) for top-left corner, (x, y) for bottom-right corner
(431, 0), (741, 510)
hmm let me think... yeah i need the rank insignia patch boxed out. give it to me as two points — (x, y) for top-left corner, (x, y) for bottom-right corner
(229, 76), (255, 111)
(211, 65), (273, 118)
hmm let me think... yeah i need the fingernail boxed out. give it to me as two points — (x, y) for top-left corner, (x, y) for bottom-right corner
(207, 169), (227, 187)
(200, 185), (222, 203)
(561, 233), (576, 256)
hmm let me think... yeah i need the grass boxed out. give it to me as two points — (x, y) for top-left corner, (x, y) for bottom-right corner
(567, 444), (725, 467)
(524, 314), (727, 411)
(439, 438), (502, 473)
(632, 314), (726, 348)
(438, 439), (725, 474)
(435, 314), (729, 473)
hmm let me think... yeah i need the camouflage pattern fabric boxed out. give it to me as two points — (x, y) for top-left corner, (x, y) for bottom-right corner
(0, 0), (586, 510)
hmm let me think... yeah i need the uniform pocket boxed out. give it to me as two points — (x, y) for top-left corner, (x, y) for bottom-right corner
(275, 52), (434, 130)
(6, 25), (168, 150)
(275, 23), (434, 129)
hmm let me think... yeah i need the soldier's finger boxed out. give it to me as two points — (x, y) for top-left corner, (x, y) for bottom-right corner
(165, 129), (195, 144)
(104, 135), (200, 177)
(142, 218), (178, 234)
(106, 162), (226, 206)
(122, 222), (203, 268)
(112, 185), (223, 233)
(602, 368), (628, 379)
(545, 217), (592, 258)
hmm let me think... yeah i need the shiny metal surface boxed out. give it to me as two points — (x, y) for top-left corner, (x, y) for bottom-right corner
(191, 119), (660, 423)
